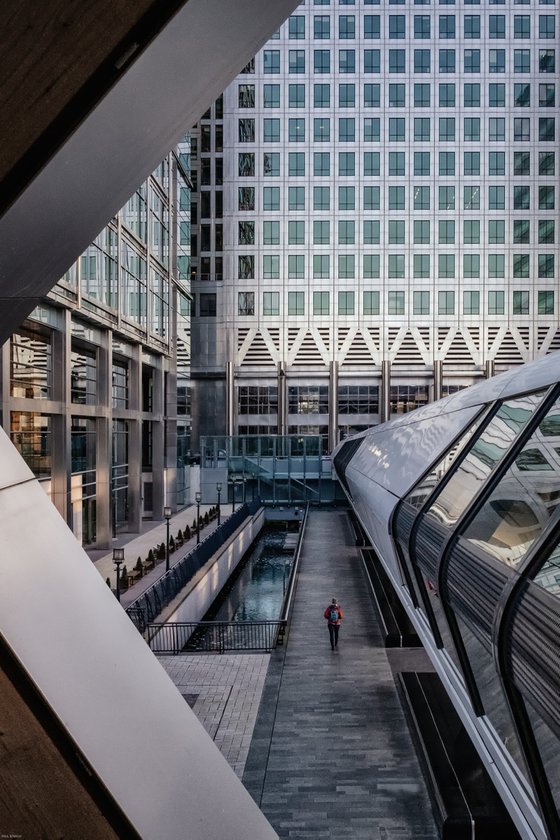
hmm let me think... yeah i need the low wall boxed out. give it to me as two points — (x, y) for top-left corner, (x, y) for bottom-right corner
(157, 506), (265, 628)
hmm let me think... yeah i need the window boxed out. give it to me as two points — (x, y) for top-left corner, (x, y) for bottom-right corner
(263, 292), (280, 316)
(263, 187), (280, 211)
(540, 50), (555, 72)
(364, 49), (381, 73)
(488, 220), (505, 243)
(539, 118), (555, 141)
(388, 220), (405, 244)
(439, 220), (455, 244)
(363, 255), (381, 278)
(439, 15), (456, 37)
(289, 84), (305, 108)
(440, 117), (455, 140)
(387, 186), (405, 210)
(339, 83), (356, 108)
(513, 290), (529, 314)
(313, 291), (330, 315)
(513, 219), (530, 243)
(488, 254), (505, 278)
(364, 186), (380, 209)
(263, 84), (280, 108)
(413, 256), (430, 279)
(539, 254), (555, 278)
(338, 152), (356, 176)
(339, 118), (355, 141)
(364, 152), (380, 176)
(414, 152), (430, 176)
(263, 118), (280, 142)
(439, 255), (455, 278)
(514, 15), (531, 38)
(539, 14), (555, 38)
(199, 294), (216, 317)
(238, 84), (255, 108)
(339, 15), (356, 38)
(238, 118), (255, 142)
(238, 152), (255, 177)
(489, 49), (505, 72)
(314, 116), (330, 140)
(414, 49), (431, 72)
(314, 186), (330, 210)
(389, 14), (406, 38)
(464, 48), (480, 72)
(539, 220), (555, 244)
(339, 49), (355, 73)
(464, 117), (480, 141)
(439, 151), (455, 175)
(339, 220), (355, 245)
(238, 292), (255, 315)
(389, 118), (405, 141)
(363, 118), (380, 141)
(364, 220), (380, 244)
(313, 256), (330, 279)
(514, 49), (531, 73)
(464, 14), (480, 37)
(439, 49), (456, 73)
(463, 254), (480, 278)
(414, 290), (430, 314)
(288, 292), (305, 315)
(438, 290), (455, 314)
(539, 186), (555, 209)
(488, 291), (505, 315)
(414, 117), (430, 141)
(388, 291), (405, 315)
(339, 186), (355, 209)
(388, 254), (405, 278)
(314, 221), (330, 244)
(514, 117), (531, 141)
(289, 15), (305, 38)
(489, 151), (505, 175)
(514, 185), (530, 209)
(439, 83), (455, 106)
(439, 186), (455, 209)
(414, 186), (430, 209)
(238, 221), (255, 245)
(488, 185), (504, 209)
(513, 253), (530, 277)
(238, 187), (255, 210)
(489, 14), (506, 38)
(314, 152), (330, 176)
(288, 220), (305, 245)
(263, 221), (280, 245)
(264, 50), (280, 73)
(514, 83), (530, 108)
(314, 49), (331, 73)
(364, 15), (381, 38)
(388, 84), (404, 107)
(538, 291), (554, 315)
(414, 84), (431, 107)
(414, 220), (430, 243)
(539, 84), (556, 107)
(389, 49), (405, 72)
(514, 151), (530, 176)
(363, 291), (380, 315)
(313, 85), (331, 108)
(463, 291), (480, 315)
(464, 219), (480, 244)
(464, 83), (480, 107)
(388, 152), (405, 176)
(489, 118), (505, 141)
(338, 291), (355, 315)
(289, 50), (305, 73)
(415, 15), (431, 37)
(288, 255), (305, 279)
(314, 15), (330, 38)
(289, 118), (305, 142)
(238, 255), (254, 279)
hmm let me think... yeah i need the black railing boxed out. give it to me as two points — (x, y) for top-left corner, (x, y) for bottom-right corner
(275, 503), (309, 646)
(146, 621), (286, 654)
(126, 499), (261, 629)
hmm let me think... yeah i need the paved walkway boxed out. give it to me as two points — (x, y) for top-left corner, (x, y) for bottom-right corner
(243, 509), (438, 840)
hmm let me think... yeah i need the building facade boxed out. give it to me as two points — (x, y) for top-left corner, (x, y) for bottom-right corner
(190, 0), (559, 453)
(1, 151), (192, 548)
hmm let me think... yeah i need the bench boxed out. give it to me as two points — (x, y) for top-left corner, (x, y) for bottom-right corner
(399, 672), (520, 839)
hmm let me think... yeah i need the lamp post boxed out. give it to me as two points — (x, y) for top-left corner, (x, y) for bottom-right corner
(195, 491), (201, 544)
(242, 475), (247, 505)
(113, 547), (124, 602)
(164, 506), (172, 572)
(216, 482), (222, 526)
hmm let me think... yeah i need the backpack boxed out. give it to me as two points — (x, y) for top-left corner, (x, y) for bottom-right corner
(329, 606), (339, 623)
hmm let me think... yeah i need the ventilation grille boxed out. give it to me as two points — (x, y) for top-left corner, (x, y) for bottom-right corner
(241, 332), (275, 366)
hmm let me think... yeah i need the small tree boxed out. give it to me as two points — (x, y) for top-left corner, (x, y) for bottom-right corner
(106, 577), (111, 588)
(185, 525), (191, 540)
(203, 511), (209, 526)
(157, 542), (166, 560)
(198, 515), (203, 530)
(120, 565), (128, 589)
(169, 535), (176, 553)
(135, 557), (143, 576)
(192, 518), (197, 532)
(147, 548), (155, 565)
(177, 529), (183, 543)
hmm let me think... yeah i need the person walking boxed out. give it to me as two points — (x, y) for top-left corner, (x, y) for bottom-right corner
(324, 598), (343, 650)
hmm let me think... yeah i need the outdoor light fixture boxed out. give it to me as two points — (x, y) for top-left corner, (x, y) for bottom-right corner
(113, 547), (125, 602)
(164, 506), (172, 572)
(216, 482), (222, 526)
(195, 491), (201, 544)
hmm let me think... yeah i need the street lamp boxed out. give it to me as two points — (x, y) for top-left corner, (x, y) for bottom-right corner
(164, 506), (172, 572)
(216, 482), (222, 526)
(195, 491), (201, 544)
(113, 547), (125, 602)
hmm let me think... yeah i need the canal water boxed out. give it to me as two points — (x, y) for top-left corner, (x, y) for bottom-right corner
(204, 523), (297, 622)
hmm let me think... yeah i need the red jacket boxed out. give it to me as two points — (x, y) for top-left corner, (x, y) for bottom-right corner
(324, 604), (343, 625)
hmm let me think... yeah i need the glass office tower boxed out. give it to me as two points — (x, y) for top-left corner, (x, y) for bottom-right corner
(189, 0), (559, 453)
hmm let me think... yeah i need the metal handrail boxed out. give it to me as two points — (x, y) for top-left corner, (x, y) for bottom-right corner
(276, 502), (309, 645)
(146, 620), (286, 654)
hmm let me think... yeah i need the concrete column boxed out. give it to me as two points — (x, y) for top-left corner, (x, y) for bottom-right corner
(50, 313), (70, 522)
(95, 416), (111, 549)
(328, 361), (339, 453)
(128, 417), (142, 534)
(485, 359), (495, 379)
(226, 361), (235, 437)
(277, 361), (287, 436)
(434, 359), (443, 402)
(380, 360), (391, 423)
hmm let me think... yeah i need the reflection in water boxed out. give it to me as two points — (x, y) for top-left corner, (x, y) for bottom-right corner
(206, 526), (294, 622)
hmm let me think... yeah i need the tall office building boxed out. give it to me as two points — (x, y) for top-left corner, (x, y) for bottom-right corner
(190, 0), (559, 453)
(1, 150), (191, 548)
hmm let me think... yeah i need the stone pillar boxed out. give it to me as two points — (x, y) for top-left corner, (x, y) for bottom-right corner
(328, 360), (339, 453)
(226, 361), (235, 437)
(434, 359), (443, 402)
(277, 361), (287, 436)
(380, 360), (391, 423)
(485, 359), (495, 379)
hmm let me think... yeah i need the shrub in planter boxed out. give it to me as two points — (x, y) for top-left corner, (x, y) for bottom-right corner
(120, 565), (128, 589)
(148, 549), (155, 565)
(169, 535), (175, 553)
(106, 577), (111, 588)
(185, 525), (191, 540)
(177, 529), (183, 544)
(203, 512), (209, 526)
(135, 557), (143, 576)
(192, 519), (197, 532)
(157, 543), (166, 560)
